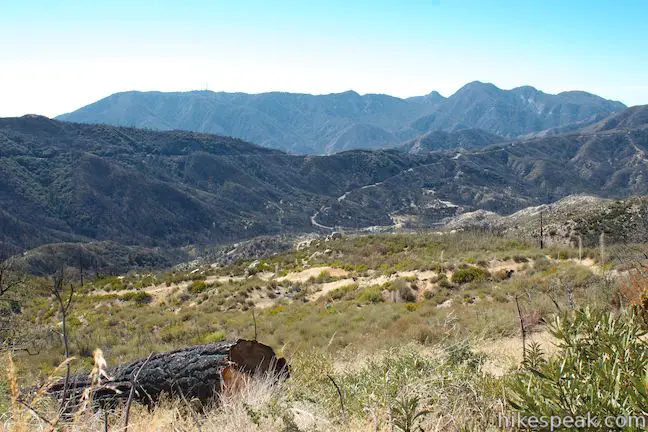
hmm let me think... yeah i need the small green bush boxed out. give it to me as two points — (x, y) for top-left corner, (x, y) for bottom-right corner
(188, 280), (208, 294)
(357, 286), (384, 304)
(327, 283), (358, 301)
(451, 267), (490, 284)
(438, 276), (455, 289)
(508, 308), (648, 420)
(399, 285), (417, 303)
(311, 270), (333, 284)
(533, 256), (552, 272)
(200, 330), (226, 344)
(119, 290), (152, 304)
(445, 341), (485, 371)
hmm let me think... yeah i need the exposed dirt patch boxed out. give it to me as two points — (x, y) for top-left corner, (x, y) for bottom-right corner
(489, 259), (529, 273)
(91, 281), (191, 305)
(206, 275), (246, 284)
(277, 267), (348, 283)
(309, 279), (357, 301)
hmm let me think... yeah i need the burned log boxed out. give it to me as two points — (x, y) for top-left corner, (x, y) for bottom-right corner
(46, 339), (288, 410)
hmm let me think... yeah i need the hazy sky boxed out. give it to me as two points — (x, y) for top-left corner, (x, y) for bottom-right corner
(2, 0), (647, 117)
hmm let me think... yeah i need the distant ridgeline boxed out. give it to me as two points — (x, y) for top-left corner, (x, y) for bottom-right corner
(56, 82), (625, 154)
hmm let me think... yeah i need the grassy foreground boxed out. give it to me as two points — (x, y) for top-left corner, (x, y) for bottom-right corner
(2, 231), (647, 431)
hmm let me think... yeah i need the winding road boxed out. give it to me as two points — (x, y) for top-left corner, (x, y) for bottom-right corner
(310, 179), (391, 230)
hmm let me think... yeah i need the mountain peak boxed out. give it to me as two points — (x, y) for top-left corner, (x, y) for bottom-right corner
(424, 90), (444, 98)
(453, 81), (502, 96)
(338, 90), (361, 97)
(511, 85), (541, 96)
(406, 90), (446, 105)
(21, 114), (51, 120)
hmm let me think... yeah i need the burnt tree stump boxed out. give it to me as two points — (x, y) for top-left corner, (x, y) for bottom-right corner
(46, 339), (288, 410)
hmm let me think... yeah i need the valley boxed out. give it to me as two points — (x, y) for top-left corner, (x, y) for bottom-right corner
(2, 104), (648, 270)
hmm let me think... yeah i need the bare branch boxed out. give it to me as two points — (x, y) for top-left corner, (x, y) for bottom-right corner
(124, 353), (154, 432)
(515, 295), (527, 362)
(327, 374), (347, 425)
(50, 268), (75, 410)
(0, 253), (22, 298)
(16, 397), (54, 426)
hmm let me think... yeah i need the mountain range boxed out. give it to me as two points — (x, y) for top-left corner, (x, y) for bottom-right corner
(2, 105), (647, 267)
(57, 82), (626, 154)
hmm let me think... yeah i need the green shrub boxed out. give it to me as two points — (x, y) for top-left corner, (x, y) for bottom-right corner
(508, 308), (648, 420)
(399, 285), (417, 303)
(327, 283), (358, 301)
(94, 275), (124, 291)
(158, 323), (187, 343)
(0, 379), (8, 412)
(188, 280), (208, 294)
(119, 290), (152, 304)
(404, 303), (419, 312)
(311, 270), (333, 284)
(451, 267), (490, 284)
(533, 256), (552, 272)
(392, 395), (430, 432)
(357, 286), (384, 304)
(445, 341), (485, 371)
(438, 276), (455, 289)
(200, 330), (226, 344)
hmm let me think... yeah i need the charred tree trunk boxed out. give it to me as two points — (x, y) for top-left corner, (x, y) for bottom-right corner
(46, 339), (288, 410)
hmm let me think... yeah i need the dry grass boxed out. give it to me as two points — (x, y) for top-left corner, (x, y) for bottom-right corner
(3, 232), (639, 431)
(477, 330), (558, 377)
(3, 339), (517, 432)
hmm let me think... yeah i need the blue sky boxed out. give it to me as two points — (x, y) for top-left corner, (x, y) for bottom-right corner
(1, 0), (647, 117)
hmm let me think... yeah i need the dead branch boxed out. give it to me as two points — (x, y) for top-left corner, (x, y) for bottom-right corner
(327, 374), (346, 425)
(515, 295), (527, 362)
(124, 353), (153, 432)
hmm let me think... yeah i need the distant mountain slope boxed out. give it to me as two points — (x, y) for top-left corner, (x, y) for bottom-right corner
(57, 90), (438, 154)
(0, 115), (424, 251)
(315, 124), (648, 229)
(57, 83), (625, 154)
(407, 82), (626, 138)
(590, 105), (648, 131)
(399, 129), (505, 154)
(2, 109), (647, 254)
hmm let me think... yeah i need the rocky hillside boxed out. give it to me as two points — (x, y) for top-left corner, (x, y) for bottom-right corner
(399, 129), (505, 154)
(2, 109), (647, 262)
(318, 119), (648, 229)
(445, 195), (613, 245)
(446, 194), (648, 248)
(0, 115), (425, 252)
(56, 83), (625, 154)
(589, 104), (648, 132)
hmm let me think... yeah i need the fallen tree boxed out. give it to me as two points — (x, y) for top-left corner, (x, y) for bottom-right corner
(45, 339), (288, 410)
